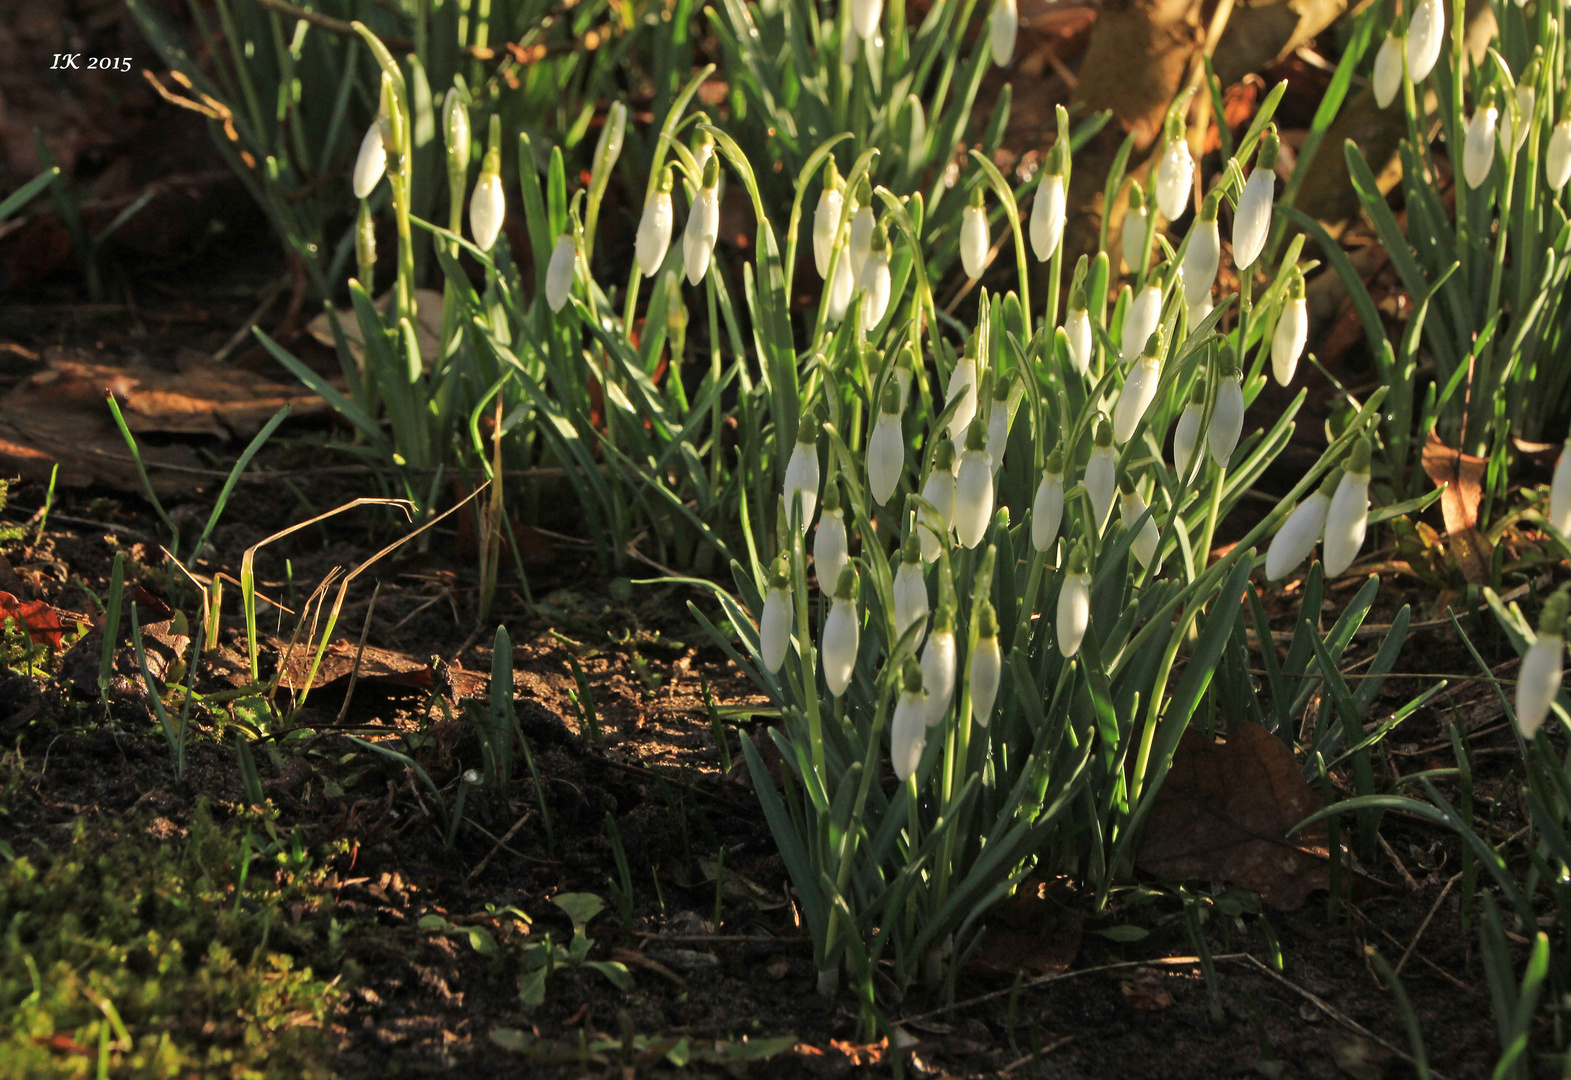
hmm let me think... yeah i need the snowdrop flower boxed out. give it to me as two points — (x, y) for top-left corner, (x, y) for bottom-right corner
(1463, 92), (1499, 190)
(891, 660), (928, 782)
(1501, 83), (1534, 154)
(782, 414), (821, 530)
(443, 88), (470, 178)
(861, 223), (893, 329)
(1187, 292), (1214, 332)
(1121, 281), (1162, 364)
(683, 154), (722, 285)
(826, 247), (855, 323)
(917, 441), (957, 562)
(1266, 468), (1341, 581)
(1030, 144), (1068, 262)
(355, 201), (376, 276)
(691, 129), (715, 178)
(1173, 379), (1206, 482)
(1406, 0), (1444, 84)
(986, 376), (1013, 474)
(822, 566), (860, 697)
(1056, 543), (1091, 658)
(815, 481), (849, 590)
(1373, 29), (1404, 109)
(1516, 587), (1568, 739)
(1272, 271), (1308, 386)
(868, 382), (905, 505)
(813, 158), (845, 279)
(1064, 286), (1093, 375)
(1548, 117), (1571, 189)
(1232, 127), (1278, 271)
(1032, 448), (1065, 553)
(1121, 180), (1149, 275)
(470, 137), (506, 253)
(1119, 474), (1161, 570)
(1322, 437), (1371, 577)
(758, 557), (793, 674)
(893, 535), (929, 646)
(1550, 436), (1571, 535)
(1154, 111), (1194, 221)
(945, 336), (981, 441)
(1182, 192), (1222, 312)
(989, 0), (1018, 67)
(545, 233), (577, 312)
(969, 601), (1002, 726)
(961, 186), (989, 280)
(1208, 346), (1244, 468)
(636, 167), (675, 278)
(353, 121), (388, 199)
(921, 604), (957, 727)
(1113, 328), (1163, 445)
(1086, 416), (1117, 531)
(849, 177), (875, 282)
(852, 0), (884, 42)
(954, 423), (995, 549)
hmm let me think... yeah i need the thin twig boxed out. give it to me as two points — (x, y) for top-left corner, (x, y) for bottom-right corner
(999, 1035), (1075, 1075)
(466, 811), (534, 882)
(1396, 873), (1460, 976)
(465, 816), (558, 865)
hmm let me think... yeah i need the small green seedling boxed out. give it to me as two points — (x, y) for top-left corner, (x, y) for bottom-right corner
(519, 893), (632, 1007)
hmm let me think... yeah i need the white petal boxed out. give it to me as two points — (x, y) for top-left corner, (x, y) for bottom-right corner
(852, 0), (884, 41)
(1056, 572), (1090, 657)
(945, 359), (979, 441)
(813, 187), (843, 279)
(1182, 220), (1220, 309)
(470, 171), (507, 253)
(1121, 285), (1162, 363)
(918, 471), (955, 563)
(759, 588), (792, 673)
(921, 630), (957, 727)
(1155, 139), (1194, 221)
(1322, 471), (1370, 576)
(1030, 175), (1066, 262)
(1208, 378), (1244, 468)
(826, 250), (855, 323)
(1551, 442), (1571, 535)
(988, 0), (1018, 67)
(1406, 0), (1445, 84)
(1174, 403), (1203, 481)
(1265, 492), (1330, 581)
(1112, 356), (1160, 444)
(894, 563), (929, 645)
(1373, 33), (1403, 109)
(814, 509), (849, 590)
(1516, 636), (1564, 739)
(1271, 298), (1308, 385)
(860, 252), (892, 329)
(849, 205), (875, 282)
(682, 189), (720, 285)
(1065, 308), (1092, 375)
(823, 600), (859, 697)
(1121, 491), (1161, 569)
(353, 122), (388, 199)
(986, 401), (1010, 474)
(953, 449), (994, 549)
(1086, 446), (1116, 531)
(636, 191), (674, 278)
(1463, 108), (1498, 190)
(891, 691), (927, 781)
(1232, 169), (1274, 270)
(545, 235), (576, 312)
(1547, 121), (1571, 190)
(1032, 472), (1064, 552)
(960, 205), (989, 280)
(969, 635), (1002, 726)
(782, 444), (821, 530)
(1121, 204), (1148, 275)
(868, 413), (904, 504)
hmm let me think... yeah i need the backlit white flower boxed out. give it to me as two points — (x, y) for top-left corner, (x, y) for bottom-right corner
(960, 188), (989, 280)
(986, 379), (1013, 474)
(1119, 476), (1161, 569)
(1086, 417), (1117, 531)
(893, 539), (929, 646)
(470, 161), (506, 253)
(945, 341), (981, 441)
(1322, 437), (1371, 577)
(1032, 450), (1065, 552)
(852, 0), (884, 42)
(868, 383), (905, 505)
(1501, 85), (1534, 153)
(849, 178), (875, 281)
(1464, 101), (1498, 190)
(891, 661), (928, 782)
(1548, 119), (1571, 189)
(1121, 283), (1162, 363)
(1232, 129), (1278, 271)
(1516, 589), (1567, 739)
(546, 234), (576, 312)
(1030, 145), (1067, 261)
(353, 122), (387, 199)
(1373, 31), (1403, 109)
(1406, 0), (1445, 84)
(815, 484), (849, 590)
(636, 168), (675, 278)
(758, 558), (792, 674)
(861, 224), (893, 329)
(1265, 468), (1339, 581)
(921, 607), (957, 727)
(1208, 348), (1244, 468)
(1173, 380), (1205, 481)
(1550, 436), (1571, 536)
(989, 0), (1018, 67)
(917, 441), (957, 562)
(813, 159), (845, 279)
(969, 601), (1002, 726)
(1121, 181), (1148, 274)
(1155, 115), (1194, 221)
(822, 567), (860, 697)
(1064, 290), (1092, 375)
(826, 248), (855, 323)
(1113, 329), (1163, 445)
(1182, 194), (1221, 310)
(953, 425), (994, 549)
(782, 415), (821, 530)
(1272, 273), (1308, 385)
(683, 156), (722, 284)
(1057, 545), (1091, 658)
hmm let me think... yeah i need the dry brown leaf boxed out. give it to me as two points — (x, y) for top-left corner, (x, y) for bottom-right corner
(967, 876), (1083, 976)
(1120, 967), (1174, 1011)
(1137, 722), (1332, 910)
(272, 637), (483, 696)
(306, 289), (444, 372)
(1421, 429), (1492, 584)
(0, 591), (67, 647)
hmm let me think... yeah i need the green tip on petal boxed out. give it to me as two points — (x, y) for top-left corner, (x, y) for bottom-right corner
(902, 532), (922, 563)
(934, 439), (957, 470)
(901, 658), (924, 693)
(881, 381), (902, 413)
(1541, 585), (1571, 637)
(769, 555), (791, 589)
(1201, 190), (1221, 221)
(1094, 415), (1114, 447)
(823, 480), (841, 511)
(1118, 472), (1137, 496)
(1142, 328), (1163, 359)
(854, 175), (873, 204)
(965, 420), (988, 452)
(1067, 541), (1089, 574)
(1127, 179), (1145, 208)
(933, 603), (956, 634)
(1318, 466), (1345, 496)
(976, 599), (999, 638)
(658, 165), (674, 192)
(1349, 435), (1372, 474)
(1188, 378), (1207, 404)
(1045, 446), (1064, 474)
(834, 563), (857, 600)
(1069, 283), (1087, 311)
(1218, 343), (1240, 378)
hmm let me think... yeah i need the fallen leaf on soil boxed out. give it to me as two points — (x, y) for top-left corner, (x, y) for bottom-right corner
(1119, 967), (1173, 1011)
(610, 947), (686, 987)
(271, 637), (484, 695)
(1421, 430), (1492, 584)
(1137, 722), (1332, 910)
(307, 288), (444, 371)
(0, 590), (67, 647)
(966, 876), (1083, 976)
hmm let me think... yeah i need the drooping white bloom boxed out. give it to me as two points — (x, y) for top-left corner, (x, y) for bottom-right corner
(1113, 329), (1163, 445)
(691, 133), (715, 179)
(683, 157), (722, 285)
(546, 234), (576, 312)
(953, 425), (994, 549)
(1057, 546), (1091, 658)
(945, 343), (981, 441)
(1266, 469), (1338, 581)
(1464, 103), (1499, 190)
(1373, 32), (1404, 109)
(989, 0), (1018, 67)
(1064, 292), (1093, 375)
(861, 225), (893, 329)
(1183, 194), (1221, 311)
(353, 122), (387, 199)
(960, 190), (989, 280)
(921, 608), (957, 727)
(1323, 438), (1372, 577)
(1086, 417), (1117, 531)
(1232, 129), (1278, 271)
(986, 380), (1013, 474)
(1547, 120), (1571, 189)
(813, 160), (845, 279)
(868, 383), (905, 505)
(893, 540), (929, 646)
(1030, 156), (1068, 262)
(1549, 436), (1571, 535)
(636, 168), (675, 278)
(1272, 274), (1308, 385)
(1208, 350), (1244, 468)
(1121, 181), (1148, 275)
(849, 178), (875, 281)
(1187, 293), (1214, 332)
(852, 0), (884, 42)
(1032, 451), (1065, 552)
(1406, 0), (1445, 84)
(758, 559), (792, 674)
(470, 169), (506, 253)
(815, 485), (849, 590)
(891, 662), (928, 782)
(1154, 116), (1194, 221)
(969, 602), (1002, 726)
(822, 569), (860, 698)
(826, 249), (855, 323)
(1119, 477), (1161, 570)
(1173, 381), (1205, 481)
(782, 416), (821, 530)
(1121, 283), (1162, 363)
(917, 441), (957, 562)
(1516, 590), (1567, 739)
(1501, 85), (1534, 154)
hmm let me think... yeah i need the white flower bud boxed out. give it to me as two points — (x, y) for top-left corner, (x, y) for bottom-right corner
(782, 423), (821, 531)
(945, 348), (980, 441)
(1547, 120), (1571, 189)
(1119, 481), (1161, 570)
(353, 121), (387, 199)
(813, 167), (844, 279)
(860, 231), (892, 329)
(917, 443), (957, 562)
(823, 589), (860, 698)
(1266, 483), (1333, 582)
(1550, 437), (1571, 535)
(868, 388), (905, 505)
(470, 170), (506, 253)
(546, 234), (576, 312)
(636, 174), (674, 278)
(826, 250), (855, 323)
(1113, 330), (1163, 445)
(1183, 200), (1220, 310)
(1373, 32), (1403, 109)
(989, 0), (1018, 67)
(953, 437), (994, 549)
(1272, 282), (1308, 386)
(759, 586), (792, 674)
(1057, 567), (1091, 658)
(960, 198), (989, 280)
(849, 200), (875, 282)
(1121, 188), (1148, 275)
(1086, 420), (1117, 531)
(1406, 0), (1445, 84)
(1030, 171), (1066, 262)
(891, 677), (927, 782)
(1232, 167), (1274, 271)
(970, 603), (1002, 726)
(852, 0), (884, 42)
(1463, 105), (1498, 190)
(1121, 283), (1162, 364)
(815, 506), (849, 590)
(682, 184), (721, 285)
(894, 549), (929, 646)
(986, 385), (1012, 475)
(1323, 439), (1372, 577)
(1174, 398), (1203, 481)
(1501, 86), (1534, 153)
(1065, 299), (1092, 376)
(1155, 133), (1194, 222)
(1032, 457), (1065, 553)
(1208, 356), (1244, 468)
(1517, 635), (1564, 739)
(921, 617), (957, 727)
